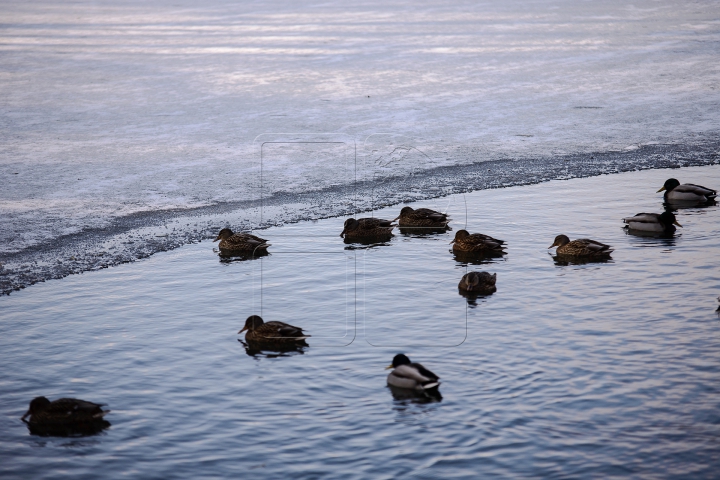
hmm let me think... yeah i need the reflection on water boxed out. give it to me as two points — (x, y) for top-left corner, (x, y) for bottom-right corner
(238, 339), (307, 359)
(387, 385), (443, 404)
(1, 165), (719, 478)
(550, 254), (615, 267)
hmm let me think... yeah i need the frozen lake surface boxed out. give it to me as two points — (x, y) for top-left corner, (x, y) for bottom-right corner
(1, 165), (719, 478)
(1, 0), (720, 293)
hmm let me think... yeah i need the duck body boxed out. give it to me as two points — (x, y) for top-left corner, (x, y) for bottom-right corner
(451, 230), (505, 254)
(214, 228), (270, 254)
(239, 315), (309, 347)
(623, 211), (682, 234)
(458, 271), (497, 294)
(386, 354), (440, 392)
(340, 217), (395, 242)
(549, 235), (613, 257)
(658, 178), (716, 204)
(21, 396), (110, 436)
(394, 206), (450, 230)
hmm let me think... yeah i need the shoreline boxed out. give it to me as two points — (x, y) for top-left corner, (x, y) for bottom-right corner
(1, 140), (718, 296)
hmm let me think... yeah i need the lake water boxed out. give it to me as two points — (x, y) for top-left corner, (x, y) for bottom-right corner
(1, 164), (719, 478)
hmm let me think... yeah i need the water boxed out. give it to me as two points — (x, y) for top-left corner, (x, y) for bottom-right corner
(1, 165), (719, 478)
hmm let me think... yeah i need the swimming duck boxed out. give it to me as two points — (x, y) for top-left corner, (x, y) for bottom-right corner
(340, 217), (395, 241)
(214, 228), (270, 254)
(548, 235), (614, 257)
(458, 271), (497, 294)
(386, 354), (440, 392)
(393, 206), (450, 230)
(21, 396), (110, 436)
(451, 229), (505, 254)
(239, 315), (310, 347)
(622, 211), (682, 234)
(657, 178), (716, 203)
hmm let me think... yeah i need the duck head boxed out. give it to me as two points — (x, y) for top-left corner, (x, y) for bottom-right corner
(659, 211), (682, 228)
(22, 396), (51, 421)
(340, 218), (359, 237)
(239, 315), (264, 334)
(450, 229), (470, 244)
(657, 178), (680, 193)
(386, 353), (411, 369)
(549, 234), (571, 248)
(214, 228), (234, 242)
(392, 206), (414, 221)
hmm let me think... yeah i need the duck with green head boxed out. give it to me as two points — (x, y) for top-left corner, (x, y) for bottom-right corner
(622, 211), (682, 234)
(657, 178), (716, 204)
(385, 354), (441, 392)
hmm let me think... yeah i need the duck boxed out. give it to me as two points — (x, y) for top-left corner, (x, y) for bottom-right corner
(21, 396), (110, 436)
(657, 178), (716, 204)
(214, 228), (270, 254)
(386, 354), (440, 392)
(340, 217), (395, 241)
(451, 229), (505, 254)
(458, 271), (497, 294)
(548, 235), (614, 257)
(393, 206), (450, 230)
(622, 211), (682, 234)
(238, 315), (310, 347)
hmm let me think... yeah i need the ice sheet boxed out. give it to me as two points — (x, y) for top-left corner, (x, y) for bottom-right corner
(1, 0), (719, 292)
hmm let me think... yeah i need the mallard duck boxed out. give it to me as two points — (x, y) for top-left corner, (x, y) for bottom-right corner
(385, 354), (440, 392)
(21, 396), (110, 436)
(393, 206), (450, 230)
(458, 271), (497, 294)
(340, 217), (395, 241)
(451, 229), (505, 254)
(548, 235), (613, 257)
(214, 228), (270, 254)
(622, 211), (682, 233)
(238, 315), (309, 347)
(657, 178), (716, 203)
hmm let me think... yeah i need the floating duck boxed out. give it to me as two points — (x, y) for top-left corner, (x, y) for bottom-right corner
(623, 211), (682, 234)
(458, 271), (497, 294)
(548, 235), (614, 257)
(238, 315), (310, 347)
(394, 206), (450, 230)
(340, 217), (395, 242)
(386, 354), (440, 392)
(214, 228), (270, 254)
(657, 178), (716, 204)
(451, 230), (505, 255)
(21, 396), (110, 436)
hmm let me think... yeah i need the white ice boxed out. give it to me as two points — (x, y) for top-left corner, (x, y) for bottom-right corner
(1, 0), (719, 254)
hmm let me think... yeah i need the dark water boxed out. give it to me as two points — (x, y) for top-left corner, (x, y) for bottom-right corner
(1, 165), (719, 478)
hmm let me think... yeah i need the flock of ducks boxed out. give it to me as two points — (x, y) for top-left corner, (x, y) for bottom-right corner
(21, 178), (717, 435)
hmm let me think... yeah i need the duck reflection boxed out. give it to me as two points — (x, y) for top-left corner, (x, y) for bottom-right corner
(238, 339), (307, 358)
(452, 250), (505, 266)
(663, 198), (717, 210)
(622, 227), (678, 246)
(218, 251), (268, 263)
(399, 226), (452, 236)
(550, 254), (614, 267)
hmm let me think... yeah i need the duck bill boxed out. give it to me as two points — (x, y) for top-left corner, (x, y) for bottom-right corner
(449, 240), (455, 244)
(339, 229), (346, 238)
(391, 216), (400, 222)
(213, 236), (221, 242)
(21, 409), (30, 421)
(673, 221), (683, 227)
(548, 244), (555, 249)
(385, 364), (394, 370)
(238, 327), (248, 334)
(657, 186), (666, 193)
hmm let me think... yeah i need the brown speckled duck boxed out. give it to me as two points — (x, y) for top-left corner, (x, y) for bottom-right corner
(214, 228), (270, 254)
(458, 271), (497, 294)
(451, 230), (505, 254)
(239, 315), (310, 347)
(340, 217), (395, 242)
(21, 396), (110, 436)
(394, 206), (450, 230)
(548, 235), (614, 258)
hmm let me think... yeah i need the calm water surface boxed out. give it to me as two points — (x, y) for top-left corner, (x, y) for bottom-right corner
(1, 165), (720, 478)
